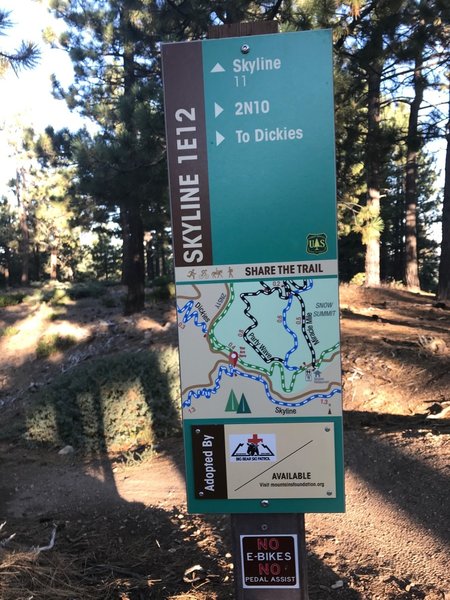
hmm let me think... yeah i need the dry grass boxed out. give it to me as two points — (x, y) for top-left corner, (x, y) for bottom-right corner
(0, 548), (104, 599)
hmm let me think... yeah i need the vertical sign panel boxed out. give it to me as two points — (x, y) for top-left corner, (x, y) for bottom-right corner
(162, 30), (345, 514)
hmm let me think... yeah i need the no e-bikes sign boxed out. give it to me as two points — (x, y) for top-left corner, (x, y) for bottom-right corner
(241, 534), (299, 589)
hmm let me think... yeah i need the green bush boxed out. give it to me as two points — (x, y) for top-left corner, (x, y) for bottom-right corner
(22, 284), (71, 306)
(25, 348), (181, 453)
(100, 294), (120, 308)
(38, 286), (68, 304)
(350, 272), (365, 286)
(149, 282), (175, 302)
(48, 288), (71, 306)
(48, 308), (67, 321)
(36, 334), (77, 358)
(0, 292), (26, 307)
(0, 325), (19, 337)
(68, 282), (107, 300)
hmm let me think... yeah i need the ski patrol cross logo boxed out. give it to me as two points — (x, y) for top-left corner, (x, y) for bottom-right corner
(229, 433), (276, 462)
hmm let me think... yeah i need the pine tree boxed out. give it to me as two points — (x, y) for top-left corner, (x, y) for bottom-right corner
(237, 393), (251, 414)
(49, 0), (166, 314)
(438, 83), (450, 301)
(225, 389), (239, 412)
(0, 9), (39, 76)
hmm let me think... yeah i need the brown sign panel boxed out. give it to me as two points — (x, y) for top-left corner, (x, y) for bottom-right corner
(191, 424), (227, 499)
(241, 535), (299, 589)
(161, 41), (213, 268)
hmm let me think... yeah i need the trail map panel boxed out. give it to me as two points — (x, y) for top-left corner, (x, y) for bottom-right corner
(162, 30), (344, 514)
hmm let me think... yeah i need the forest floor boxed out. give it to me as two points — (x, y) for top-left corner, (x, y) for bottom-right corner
(0, 283), (449, 599)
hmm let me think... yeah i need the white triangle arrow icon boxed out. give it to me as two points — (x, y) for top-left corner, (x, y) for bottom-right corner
(216, 131), (225, 146)
(214, 102), (224, 117)
(211, 62), (225, 73)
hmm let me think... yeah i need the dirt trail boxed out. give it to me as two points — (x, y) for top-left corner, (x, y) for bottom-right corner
(0, 284), (449, 599)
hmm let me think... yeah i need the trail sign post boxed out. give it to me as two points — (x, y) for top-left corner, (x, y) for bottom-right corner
(162, 27), (344, 598)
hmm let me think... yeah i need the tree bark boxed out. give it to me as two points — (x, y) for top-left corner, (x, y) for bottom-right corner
(404, 57), (425, 290)
(437, 86), (450, 301)
(364, 31), (383, 287)
(16, 168), (30, 285)
(2, 245), (11, 288)
(122, 202), (145, 315)
(121, 3), (146, 314)
(50, 246), (58, 280)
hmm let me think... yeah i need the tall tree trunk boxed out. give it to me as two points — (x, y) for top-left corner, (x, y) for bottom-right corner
(16, 168), (30, 285)
(393, 176), (405, 281)
(2, 245), (11, 288)
(50, 246), (58, 280)
(120, 209), (128, 285)
(437, 86), (450, 301)
(364, 33), (383, 287)
(33, 244), (40, 282)
(121, 3), (145, 314)
(122, 202), (145, 314)
(404, 56), (425, 290)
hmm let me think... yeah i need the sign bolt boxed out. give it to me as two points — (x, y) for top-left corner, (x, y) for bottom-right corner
(241, 43), (250, 54)
(261, 523), (269, 531)
(260, 499), (269, 507)
(325, 427), (330, 432)
(327, 491), (332, 496)
(199, 491), (204, 497)
(195, 429), (201, 434)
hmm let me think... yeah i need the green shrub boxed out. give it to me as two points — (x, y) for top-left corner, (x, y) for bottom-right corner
(149, 282), (175, 302)
(36, 334), (77, 358)
(48, 308), (67, 321)
(68, 282), (106, 300)
(350, 272), (365, 286)
(49, 288), (71, 306)
(2, 325), (18, 337)
(25, 348), (181, 453)
(0, 325), (19, 337)
(25, 284), (71, 306)
(0, 292), (26, 307)
(100, 294), (120, 308)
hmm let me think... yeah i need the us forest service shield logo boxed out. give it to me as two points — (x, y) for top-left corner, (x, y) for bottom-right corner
(306, 233), (328, 255)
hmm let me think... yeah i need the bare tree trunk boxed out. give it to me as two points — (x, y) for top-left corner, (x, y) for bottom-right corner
(364, 33), (383, 287)
(50, 246), (58, 280)
(404, 56), (425, 290)
(122, 202), (145, 314)
(121, 4), (145, 315)
(16, 168), (30, 285)
(437, 86), (450, 301)
(1, 246), (11, 288)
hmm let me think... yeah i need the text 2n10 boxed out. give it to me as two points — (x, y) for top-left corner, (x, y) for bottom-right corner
(235, 100), (270, 116)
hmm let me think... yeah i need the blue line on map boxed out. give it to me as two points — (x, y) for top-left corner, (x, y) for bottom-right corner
(182, 365), (341, 409)
(282, 295), (299, 371)
(177, 300), (208, 334)
(282, 281), (314, 371)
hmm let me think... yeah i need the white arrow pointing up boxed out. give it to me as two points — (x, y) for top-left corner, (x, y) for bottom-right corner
(214, 102), (224, 117)
(211, 62), (225, 73)
(216, 131), (225, 146)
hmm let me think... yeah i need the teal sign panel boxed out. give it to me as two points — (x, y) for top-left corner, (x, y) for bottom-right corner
(162, 30), (344, 515)
(202, 30), (337, 265)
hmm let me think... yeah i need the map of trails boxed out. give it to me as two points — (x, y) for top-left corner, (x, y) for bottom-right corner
(177, 278), (342, 420)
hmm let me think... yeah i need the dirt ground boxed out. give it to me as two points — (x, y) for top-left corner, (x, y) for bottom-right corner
(0, 284), (449, 599)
